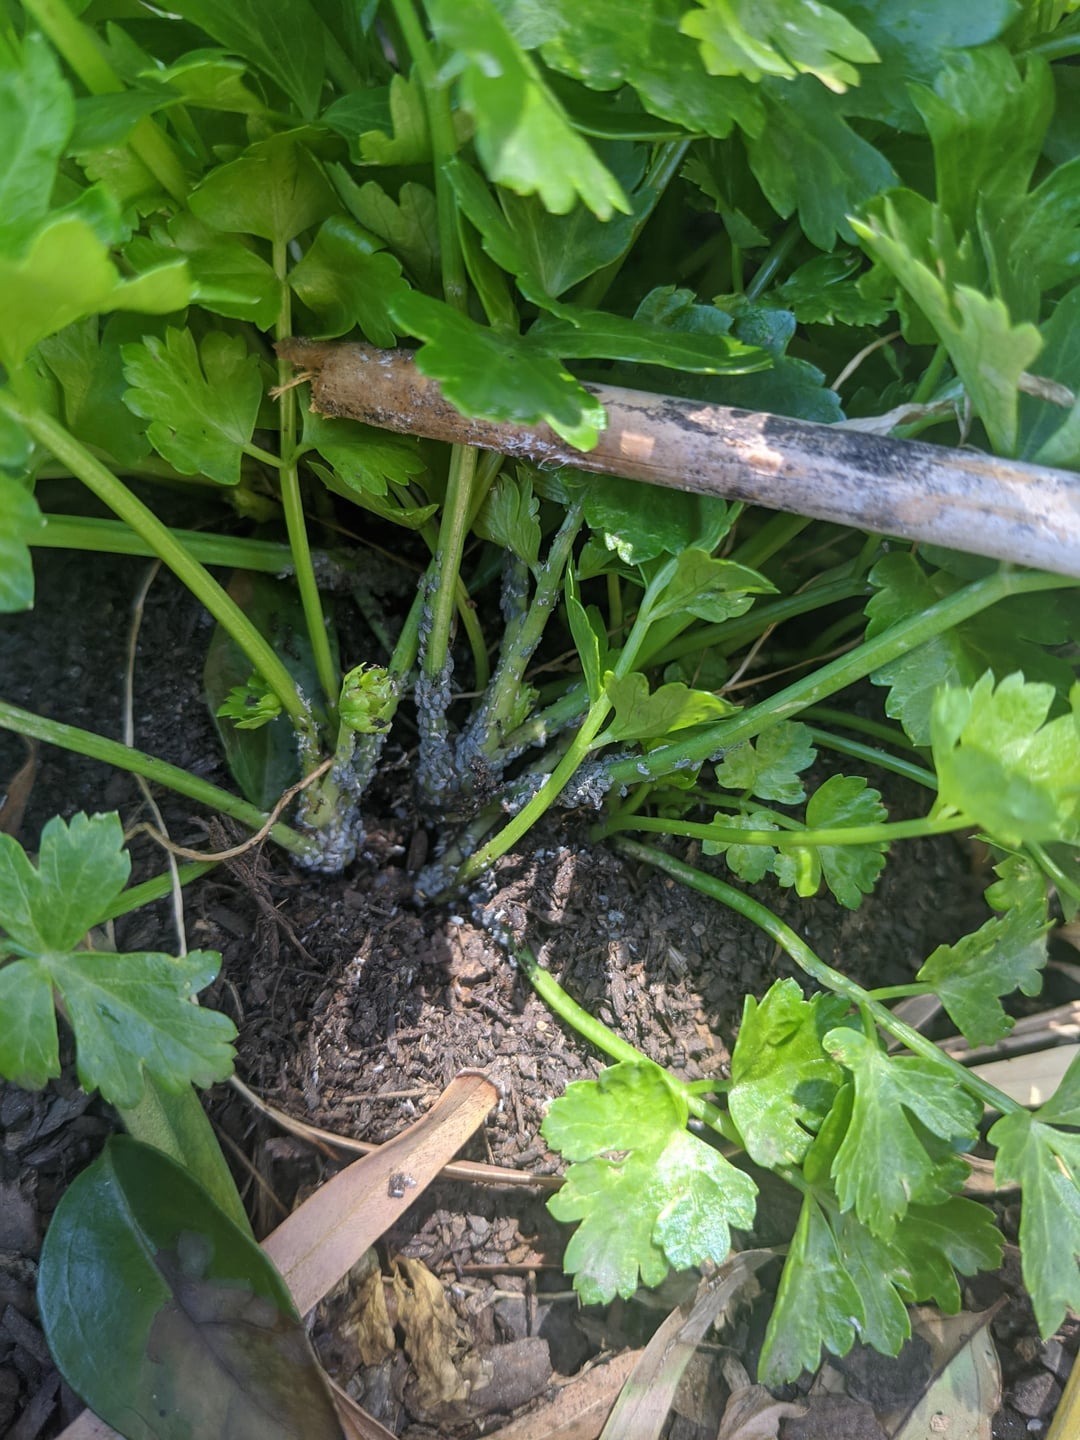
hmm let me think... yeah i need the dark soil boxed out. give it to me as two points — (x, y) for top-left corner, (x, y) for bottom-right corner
(2, 525), (1077, 1439)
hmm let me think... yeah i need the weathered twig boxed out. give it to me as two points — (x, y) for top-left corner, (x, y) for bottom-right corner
(278, 339), (1080, 578)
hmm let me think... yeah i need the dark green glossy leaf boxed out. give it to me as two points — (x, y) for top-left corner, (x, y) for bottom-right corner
(526, 305), (767, 373)
(190, 136), (337, 246)
(164, 0), (327, 118)
(39, 1137), (342, 1440)
(289, 216), (407, 345)
(39, 315), (153, 468)
(330, 168), (439, 291)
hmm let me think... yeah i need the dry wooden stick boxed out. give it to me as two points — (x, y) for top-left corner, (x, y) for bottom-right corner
(278, 339), (1080, 578)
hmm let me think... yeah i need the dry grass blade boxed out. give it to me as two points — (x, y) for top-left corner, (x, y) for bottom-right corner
(0, 736), (38, 837)
(263, 1071), (498, 1315)
(597, 1252), (774, 1440)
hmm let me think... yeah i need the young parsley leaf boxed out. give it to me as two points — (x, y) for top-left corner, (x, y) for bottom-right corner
(728, 979), (847, 1167)
(823, 1030), (981, 1237)
(122, 328), (264, 487)
(331, 170), (440, 292)
(647, 548), (777, 624)
(543, 1062), (756, 1304)
(473, 470), (542, 570)
(703, 809), (781, 884)
(425, 0), (629, 220)
(931, 672), (1080, 848)
(600, 673), (736, 747)
(990, 1107), (1080, 1336)
(794, 773), (886, 910)
(758, 1193), (864, 1384)
(714, 722), (816, 805)
(301, 408), (425, 499)
(916, 901), (1048, 1046)
(217, 675), (283, 731)
(190, 135), (337, 247)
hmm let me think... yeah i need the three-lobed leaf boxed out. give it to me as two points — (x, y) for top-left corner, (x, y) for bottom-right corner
(714, 723), (816, 805)
(543, 1063), (756, 1303)
(917, 901), (1048, 1046)
(600, 672), (736, 747)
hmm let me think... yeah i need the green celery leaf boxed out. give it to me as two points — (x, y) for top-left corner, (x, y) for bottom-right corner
(865, 552), (1076, 746)
(0, 32), (74, 254)
(122, 329), (263, 487)
(473, 470), (542, 569)
(648, 548), (776, 624)
(426, 0), (628, 219)
(70, 91), (176, 153)
(916, 903), (1048, 1047)
(728, 980), (846, 1167)
(543, 1062), (756, 1303)
(681, 0), (878, 92)
(163, 0), (326, 119)
(832, 1210), (911, 1356)
(800, 773), (886, 910)
(146, 50), (269, 115)
(388, 290), (606, 449)
(990, 1109), (1080, 1336)
(0, 961), (58, 1089)
(1033, 1051), (1080, 1128)
(31, 948), (235, 1106)
(311, 461), (437, 529)
(823, 1029), (981, 1237)
(498, 146), (654, 298)
(535, 0), (763, 141)
(888, 1198), (1004, 1311)
(931, 672), (1080, 848)
(190, 136), (336, 247)
(331, 170), (439, 292)
(837, 0), (1018, 129)
(337, 70), (431, 167)
(909, 47), (1052, 235)
(714, 722), (816, 805)
(601, 672), (736, 746)
(0, 214), (190, 373)
(0, 476), (44, 613)
(774, 252), (889, 328)
(852, 190), (1042, 454)
(128, 214), (282, 330)
(526, 306), (767, 373)
(758, 1194), (863, 1384)
(985, 853), (1047, 914)
(289, 216), (407, 346)
(702, 809), (779, 885)
(745, 79), (897, 250)
(582, 475), (734, 565)
(301, 408), (424, 499)
(39, 315), (153, 469)
(39, 1138), (340, 1440)
(0, 812), (130, 953)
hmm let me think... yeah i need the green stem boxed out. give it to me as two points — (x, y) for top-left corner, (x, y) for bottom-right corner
(615, 837), (1025, 1116)
(866, 984), (933, 1001)
(1028, 841), (1080, 908)
(4, 394), (311, 727)
(100, 862), (216, 922)
(604, 568), (1074, 793)
(274, 239), (338, 715)
(802, 705), (923, 754)
(745, 219), (801, 300)
(806, 727), (938, 790)
(35, 515), (304, 575)
(911, 345), (948, 406)
(729, 511), (812, 570)
(512, 941), (741, 1142)
(0, 701), (318, 861)
(23, 0), (189, 203)
(422, 444), (480, 682)
(594, 811), (967, 848)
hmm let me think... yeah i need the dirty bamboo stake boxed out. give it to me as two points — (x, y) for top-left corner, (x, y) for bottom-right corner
(278, 339), (1080, 579)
